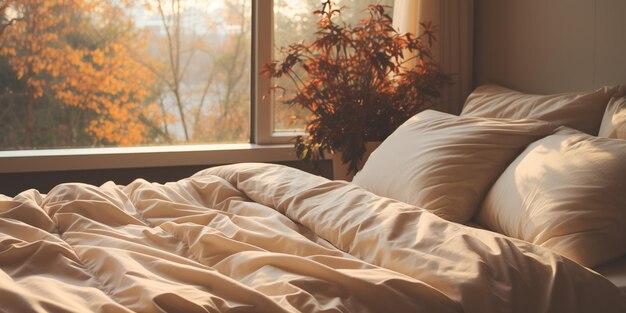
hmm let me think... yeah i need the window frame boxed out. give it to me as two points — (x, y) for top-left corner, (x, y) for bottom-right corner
(253, 0), (306, 145)
(0, 144), (295, 174)
(0, 0), (305, 175)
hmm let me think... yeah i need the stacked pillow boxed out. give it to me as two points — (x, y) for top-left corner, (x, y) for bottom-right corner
(354, 84), (626, 268)
(352, 110), (556, 224)
(461, 84), (623, 135)
(475, 128), (626, 267)
(598, 96), (626, 139)
(465, 85), (626, 268)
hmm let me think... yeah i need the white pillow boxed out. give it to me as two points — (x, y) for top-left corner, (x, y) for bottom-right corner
(461, 84), (623, 135)
(598, 97), (626, 139)
(476, 129), (626, 268)
(352, 110), (556, 224)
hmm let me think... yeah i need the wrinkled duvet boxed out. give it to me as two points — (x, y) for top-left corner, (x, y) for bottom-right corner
(0, 163), (623, 313)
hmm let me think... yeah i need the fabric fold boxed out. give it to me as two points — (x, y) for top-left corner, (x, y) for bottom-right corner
(0, 163), (623, 312)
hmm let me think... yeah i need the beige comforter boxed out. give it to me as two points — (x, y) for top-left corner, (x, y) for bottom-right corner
(0, 163), (623, 312)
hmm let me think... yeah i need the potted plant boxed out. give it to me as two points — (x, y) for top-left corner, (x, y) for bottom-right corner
(263, 0), (448, 177)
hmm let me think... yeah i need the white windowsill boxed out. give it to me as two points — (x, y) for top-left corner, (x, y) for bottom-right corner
(0, 144), (298, 174)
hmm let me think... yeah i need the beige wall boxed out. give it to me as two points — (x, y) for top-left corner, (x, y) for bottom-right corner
(474, 0), (626, 94)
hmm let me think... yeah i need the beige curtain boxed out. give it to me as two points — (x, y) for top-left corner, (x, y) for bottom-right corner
(393, 0), (473, 114)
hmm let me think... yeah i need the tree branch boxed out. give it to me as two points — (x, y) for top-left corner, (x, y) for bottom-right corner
(0, 17), (23, 36)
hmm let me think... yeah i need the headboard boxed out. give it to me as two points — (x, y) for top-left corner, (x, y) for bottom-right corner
(473, 0), (626, 94)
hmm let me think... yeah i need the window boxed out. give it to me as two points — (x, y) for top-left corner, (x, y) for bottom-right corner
(1, 0), (252, 150)
(0, 0), (392, 169)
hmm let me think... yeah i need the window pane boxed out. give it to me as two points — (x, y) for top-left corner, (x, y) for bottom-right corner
(0, 0), (250, 150)
(272, 0), (394, 132)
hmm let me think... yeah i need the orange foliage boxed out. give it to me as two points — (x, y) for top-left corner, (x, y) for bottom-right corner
(54, 42), (156, 145)
(194, 103), (249, 143)
(0, 0), (157, 146)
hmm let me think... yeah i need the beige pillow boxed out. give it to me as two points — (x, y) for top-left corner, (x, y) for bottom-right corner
(476, 129), (626, 268)
(461, 84), (622, 135)
(598, 97), (626, 139)
(352, 110), (556, 224)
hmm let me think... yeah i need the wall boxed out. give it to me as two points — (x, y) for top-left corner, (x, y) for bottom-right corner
(474, 0), (626, 94)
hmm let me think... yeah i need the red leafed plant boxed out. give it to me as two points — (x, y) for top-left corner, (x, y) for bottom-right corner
(262, 0), (448, 175)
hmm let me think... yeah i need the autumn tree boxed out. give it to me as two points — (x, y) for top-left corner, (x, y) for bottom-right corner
(146, 0), (194, 142)
(194, 0), (250, 143)
(0, 0), (160, 149)
(138, 0), (250, 143)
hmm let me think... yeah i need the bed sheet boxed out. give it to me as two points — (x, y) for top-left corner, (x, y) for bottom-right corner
(0, 163), (623, 312)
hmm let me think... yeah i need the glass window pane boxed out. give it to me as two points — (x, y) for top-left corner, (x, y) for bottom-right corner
(0, 0), (251, 150)
(272, 0), (394, 132)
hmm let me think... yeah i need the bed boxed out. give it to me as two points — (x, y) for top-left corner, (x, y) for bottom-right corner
(1, 85), (626, 312)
